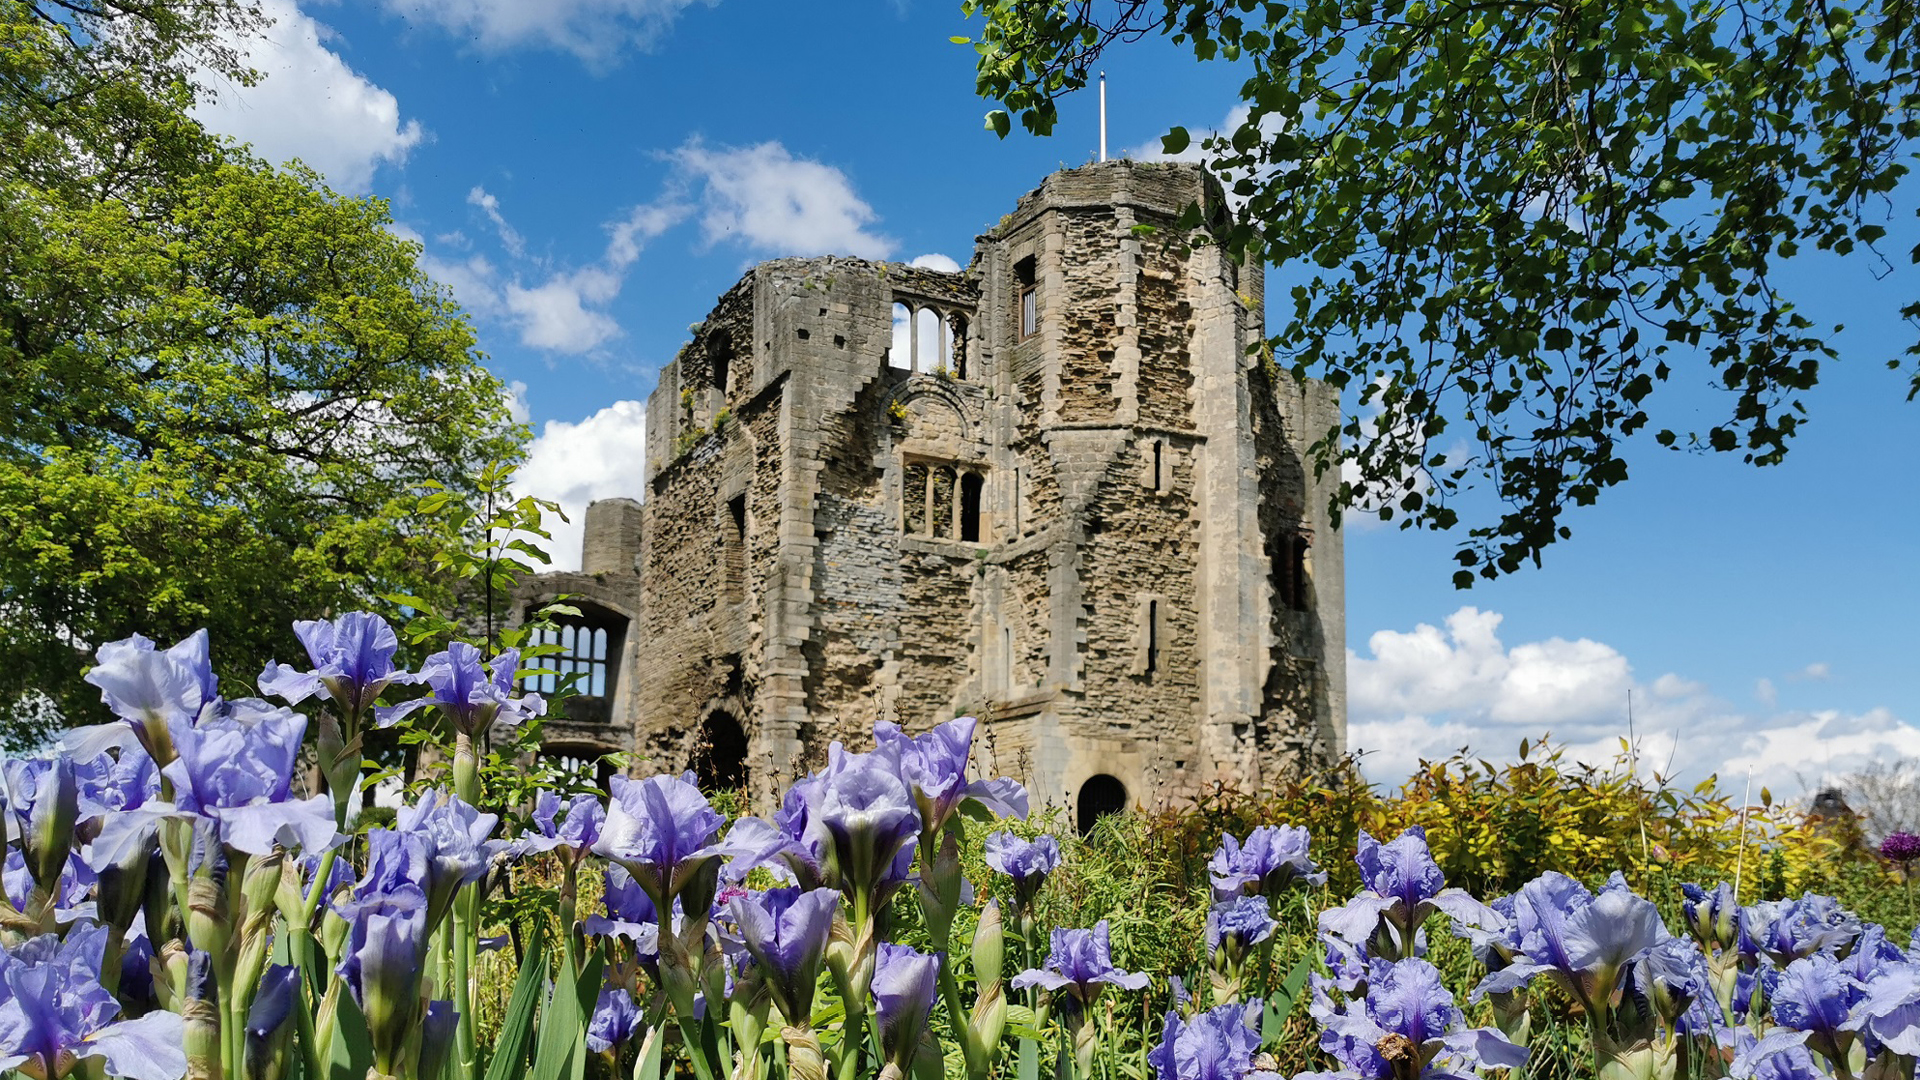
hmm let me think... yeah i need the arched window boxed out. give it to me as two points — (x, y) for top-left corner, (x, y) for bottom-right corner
(524, 606), (625, 702)
(1077, 774), (1128, 836)
(691, 711), (749, 792)
(959, 472), (984, 542)
(888, 303), (914, 370)
(541, 745), (616, 792)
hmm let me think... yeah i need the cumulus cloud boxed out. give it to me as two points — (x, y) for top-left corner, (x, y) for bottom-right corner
(381, 0), (713, 65)
(1348, 606), (1919, 799)
(669, 138), (895, 259)
(515, 401), (649, 570)
(193, 0), (423, 193)
(467, 187), (525, 257)
(504, 268), (624, 353)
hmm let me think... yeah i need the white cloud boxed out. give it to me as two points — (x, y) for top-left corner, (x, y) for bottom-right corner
(1756, 677), (1778, 708)
(910, 253), (962, 273)
(467, 187), (525, 257)
(504, 269), (624, 353)
(381, 0), (713, 65)
(516, 401), (649, 571)
(669, 138), (894, 259)
(193, 0), (423, 193)
(1793, 662), (1832, 681)
(1348, 606), (1920, 799)
(418, 251), (505, 317)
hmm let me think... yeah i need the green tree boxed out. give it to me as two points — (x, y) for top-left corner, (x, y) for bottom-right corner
(966, 0), (1918, 583)
(0, 0), (524, 744)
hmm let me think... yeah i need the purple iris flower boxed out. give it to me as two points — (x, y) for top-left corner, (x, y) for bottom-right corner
(1740, 895), (1861, 967)
(1318, 827), (1495, 958)
(1842, 958), (1920, 1056)
(986, 831), (1061, 912)
(1680, 881), (1741, 950)
(873, 717), (1029, 832)
(583, 864), (664, 955)
(161, 701), (340, 857)
(1731, 1030), (1827, 1080)
(335, 890), (430, 1075)
(1147, 1002), (1274, 1080)
(1304, 959), (1526, 1080)
(811, 754), (923, 907)
(1765, 955), (1862, 1067)
(3, 849), (96, 923)
(587, 987), (644, 1053)
(72, 749), (158, 817)
(0, 924), (188, 1080)
(593, 772), (728, 918)
(1472, 873), (1665, 1013)
(82, 630), (219, 765)
(522, 791), (606, 860)
(872, 943), (942, 1069)
(1619, 936), (1712, 1035)
(393, 790), (510, 933)
(376, 641), (544, 734)
(727, 886), (841, 1023)
(258, 612), (413, 716)
(1208, 825), (1324, 900)
(1011, 920), (1150, 1008)
(1206, 896), (1277, 960)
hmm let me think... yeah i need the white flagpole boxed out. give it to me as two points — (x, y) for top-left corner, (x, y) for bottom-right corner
(1099, 72), (1108, 162)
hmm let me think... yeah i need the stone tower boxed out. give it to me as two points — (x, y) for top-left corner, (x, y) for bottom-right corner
(515, 161), (1345, 826)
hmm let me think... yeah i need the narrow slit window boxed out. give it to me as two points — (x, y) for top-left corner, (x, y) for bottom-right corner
(930, 466), (956, 539)
(1015, 256), (1038, 339)
(725, 494), (748, 605)
(1145, 599), (1160, 674)
(951, 315), (969, 380)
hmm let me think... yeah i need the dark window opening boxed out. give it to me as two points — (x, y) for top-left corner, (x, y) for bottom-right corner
(1281, 533), (1312, 612)
(1015, 256), (1038, 339)
(526, 616), (618, 699)
(1077, 774), (1128, 836)
(724, 495), (748, 605)
(1145, 599), (1160, 674)
(708, 332), (733, 396)
(1150, 440), (1165, 491)
(692, 712), (749, 792)
(959, 472), (983, 542)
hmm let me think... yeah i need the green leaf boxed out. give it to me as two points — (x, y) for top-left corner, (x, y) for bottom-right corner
(531, 947), (605, 1080)
(483, 931), (549, 1080)
(326, 983), (375, 1080)
(1161, 126), (1191, 155)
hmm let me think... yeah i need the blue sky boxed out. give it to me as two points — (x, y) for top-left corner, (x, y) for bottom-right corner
(191, 0), (1919, 798)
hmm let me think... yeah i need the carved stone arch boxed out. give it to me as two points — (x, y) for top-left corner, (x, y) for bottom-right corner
(886, 378), (978, 440)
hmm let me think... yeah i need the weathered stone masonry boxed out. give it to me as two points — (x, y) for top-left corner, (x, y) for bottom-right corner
(516, 161), (1346, 826)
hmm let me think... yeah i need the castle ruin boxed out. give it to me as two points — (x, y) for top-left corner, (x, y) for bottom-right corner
(517, 161), (1345, 828)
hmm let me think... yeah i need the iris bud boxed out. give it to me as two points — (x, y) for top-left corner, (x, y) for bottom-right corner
(972, 900), (1005, 989)
(24, 757), (80, 892)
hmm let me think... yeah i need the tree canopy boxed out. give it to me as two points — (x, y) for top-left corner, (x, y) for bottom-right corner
(965, 0), (1919, 583)
(0, 0), (523, 742)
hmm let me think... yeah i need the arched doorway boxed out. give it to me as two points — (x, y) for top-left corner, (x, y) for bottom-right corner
(1076, 774), (1128, 836)
(691, 711), (749, 793)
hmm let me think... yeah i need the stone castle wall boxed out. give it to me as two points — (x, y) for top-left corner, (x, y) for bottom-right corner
(515, 161), (1345, 819)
